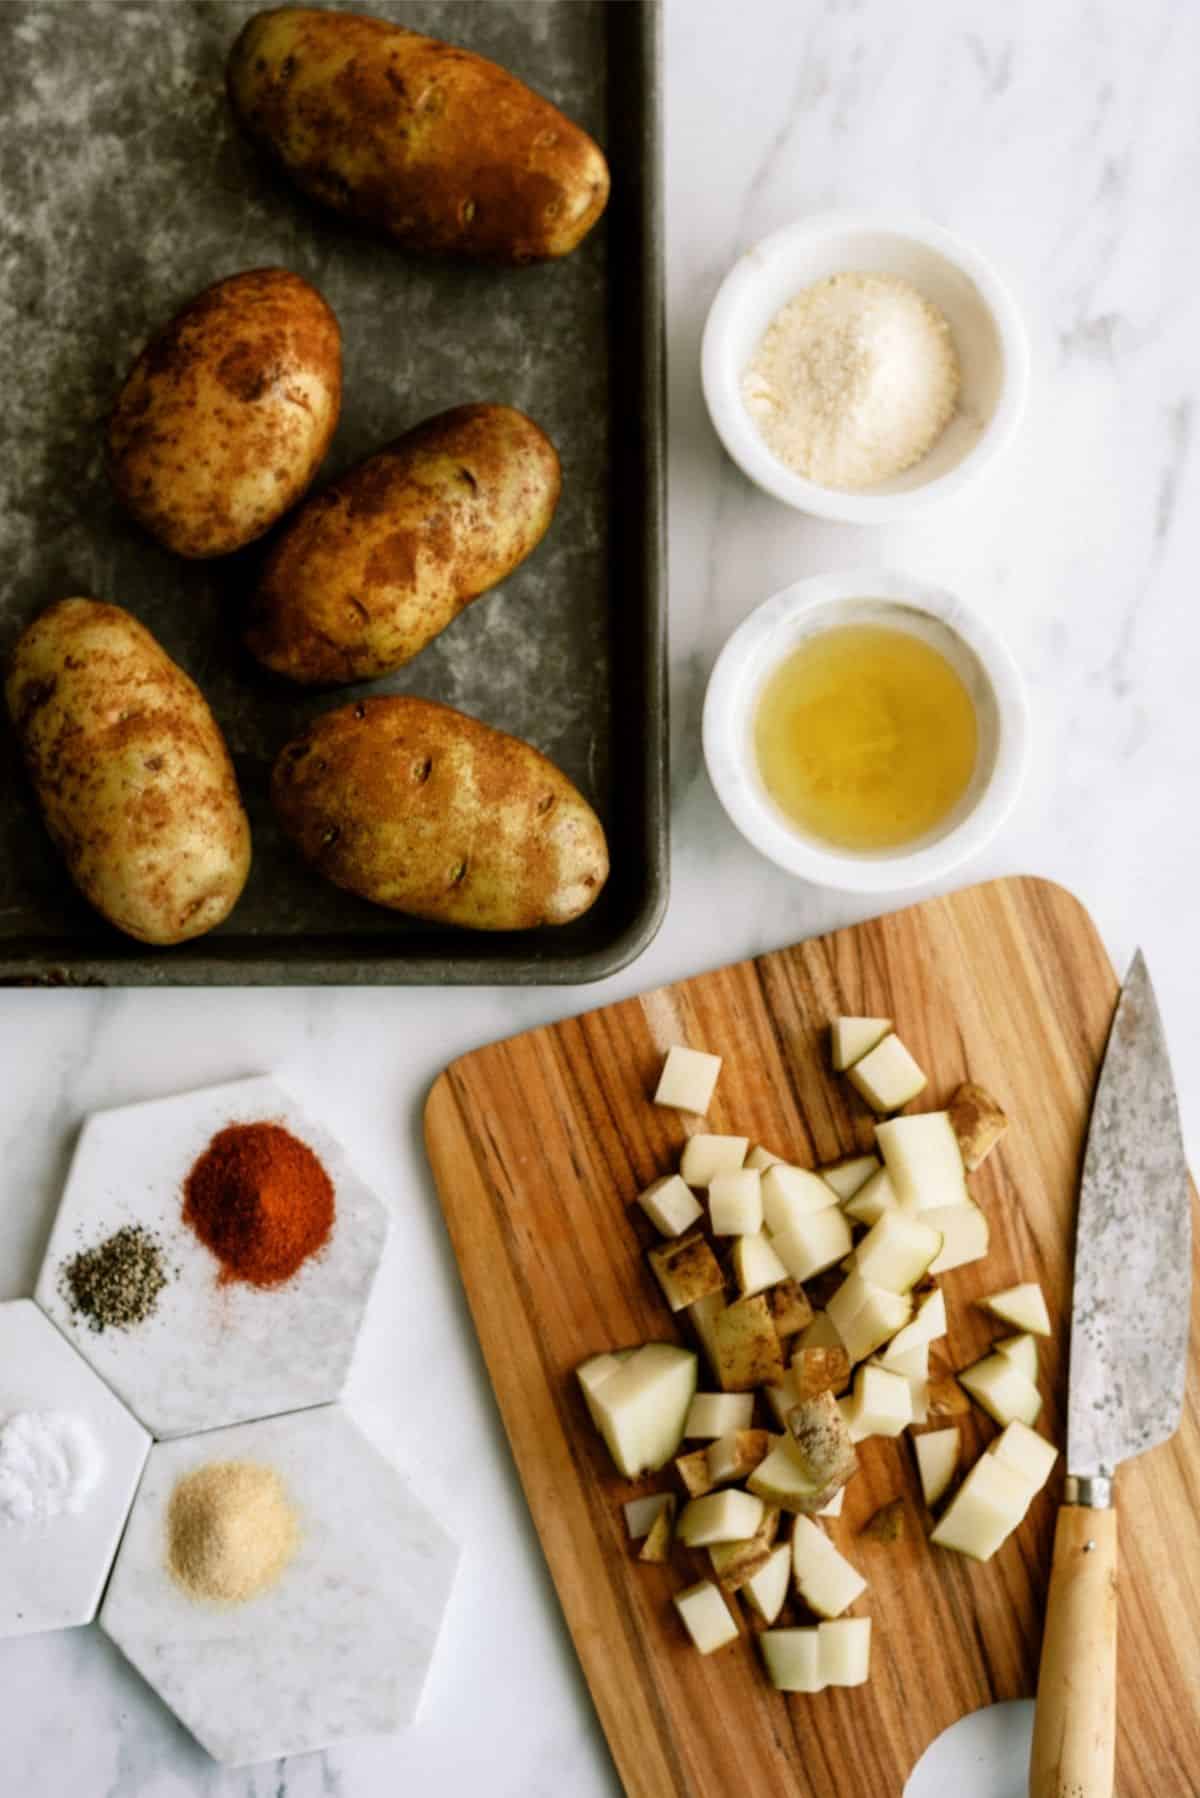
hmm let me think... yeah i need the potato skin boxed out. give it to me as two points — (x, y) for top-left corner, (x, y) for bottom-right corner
(5, 600), (251, 945)
(245, 404), (562, 685)
(227, 9), (610, 263)
(271, 696), (608, 930)
(107, 268), (341, 558)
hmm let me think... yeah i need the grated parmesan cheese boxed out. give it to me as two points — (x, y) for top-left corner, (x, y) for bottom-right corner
(742, 272), (960, 490)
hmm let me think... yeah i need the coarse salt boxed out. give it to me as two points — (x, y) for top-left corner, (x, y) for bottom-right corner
(742, 272), (960, 490)
(0, 1410), (104, 1526)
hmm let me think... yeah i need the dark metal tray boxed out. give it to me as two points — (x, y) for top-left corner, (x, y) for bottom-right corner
(0, 0), (665, 985)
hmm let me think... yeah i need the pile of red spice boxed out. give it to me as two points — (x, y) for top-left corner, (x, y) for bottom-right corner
(183, 1121), (335, 1288)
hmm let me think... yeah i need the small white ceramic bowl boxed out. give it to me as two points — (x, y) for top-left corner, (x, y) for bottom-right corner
(701, 211), (1029, 523)
(702, 570), (1030, 894)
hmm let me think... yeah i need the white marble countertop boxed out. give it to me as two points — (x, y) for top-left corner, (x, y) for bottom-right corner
(3, 1), (1198, 1793)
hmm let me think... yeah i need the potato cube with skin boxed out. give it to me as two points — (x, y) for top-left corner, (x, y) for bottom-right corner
(708, 1168), (763, 1235)
(844, 1167), (898, 1226)
(959, 1352), (1042, 1428)
(654, 1046), (722, 1116)
(820, 1154), (881, 1202)
(771, 1208), (853, 1283)
(818, 1617), (872, 1687)
(678, 1488), (764, 1547)
(878, 1286), (947, 1365)
(742, 1543), (791, 1624)
(711, 1293), (785, 1391)
(798, 1310), (843, 1353)
(982, 1282), (1052, 1336)
(926, 1203), (989, 1274)
(707, 1503), (780, 1590)
(994, 1333), (1039, 1382)
(988, 1420), (1059, 1492)
(931, 1454), (1032, 1561)
(792, 1343), (851, 1399)
(875, 1113), (968, 1211)
(707, 1428), (771, 1486)
(913, 1427), (959, 1507)
(639, 1502), (675, 1563)
(831, 1017), (892, 1072)
(579, 1343), (698, 1478)
(948, 1081), (1009, 1171)
(674, 1446), (715, 1498)
(679, 1133), (748, 1187)
(637, 1173), (704, 1239)
(849, 1035), (927, 1113)
(684, 1391), (754, 1440)
(762, 1164), (839, 1234)
(623, 1492), (674, 1539)
(785, 1390), (859, 1501)
(791, 1515), (867, 1617)
(841, 1364), (912, 1440)
(763, 1277), (813, 1335)
(854, 1210), (944, 1294)
(673, 1580), (739, 1655)
(761, 1626), (824, 1693)
(746, 1143), (783, 1170)
(648, 1230), (724, 1312)
(686, 1289), (727, 1376)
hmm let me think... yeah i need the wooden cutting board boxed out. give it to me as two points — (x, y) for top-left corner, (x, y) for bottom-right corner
(424, 876), (1200, 1798)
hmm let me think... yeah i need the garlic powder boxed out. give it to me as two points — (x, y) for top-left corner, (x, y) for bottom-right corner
(742, 272), (960, 490)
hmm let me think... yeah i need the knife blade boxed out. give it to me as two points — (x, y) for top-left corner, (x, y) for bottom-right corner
(1066, 949), (1191, 1489)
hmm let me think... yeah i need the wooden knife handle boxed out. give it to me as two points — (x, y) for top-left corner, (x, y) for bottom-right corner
(1029, 1503), (1117, 1798)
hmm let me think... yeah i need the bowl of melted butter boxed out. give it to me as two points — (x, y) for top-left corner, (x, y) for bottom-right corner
(703, 571), (1029, 893)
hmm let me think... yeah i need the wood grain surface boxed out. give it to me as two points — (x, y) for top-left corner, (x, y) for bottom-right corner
(423, 877), (1200, 1798)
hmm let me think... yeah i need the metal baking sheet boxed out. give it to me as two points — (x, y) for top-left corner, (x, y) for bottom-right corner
(0, 0), (665, 985)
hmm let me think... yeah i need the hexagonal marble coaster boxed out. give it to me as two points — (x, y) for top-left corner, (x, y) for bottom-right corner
(0, 1299), (150, 1637)
(100, 1406), (460, 1765)
(35, 1077), (389, 1438)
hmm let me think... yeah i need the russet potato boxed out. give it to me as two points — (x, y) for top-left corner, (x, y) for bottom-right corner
(271, 695), (608, 931)
(227, 8), (610, 263)
(5, 600), (251, 944)
(107, 267), (341, 558)
(245, 405), (561, 685)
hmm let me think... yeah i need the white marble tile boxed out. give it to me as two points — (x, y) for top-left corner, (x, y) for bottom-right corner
(2, 0), (1199, 1791)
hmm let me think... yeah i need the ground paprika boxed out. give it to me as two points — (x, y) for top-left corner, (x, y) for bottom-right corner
(183, 1121), (335, 1287)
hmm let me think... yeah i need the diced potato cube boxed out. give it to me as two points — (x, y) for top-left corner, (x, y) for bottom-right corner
(673, 1580), (739, 1654)
(782, 1389), (859, 1509)
(994, 1333), (1039, 1382)
(707, 1503), (780, 1590)
(959, 1352), (1042, 1428)
(578, 1343), (698, 1478)
(639, 1501), (676, 1563)
(648, 1230), (724, 1312)
(742, 1543), (791, 1623)
(762, 1370), (799, 1429)
(988, 1420), (1058, 1492)
(747, 1439), (825, 1514)
(831, 1017), (892, 1072)
(711, 1294), (786, 1392)
(876, 1341), (927, 1382)
(792, 1343), (851, 1399)
(771, 1208), (853, 1282)
(763, 1277), (813, 1335)
(925, 1203), (989, 1274)
(576, 1349), (634, 1429)
(791, 1515), (867, 1617)
(637, 1173), (704, 1238)
(841, 1364), (913, 1441)
(623, 1492), (675, 1539)
(848, 1036), (927, 1113)
(674, 1446), (716, 1498)
(762, 1164), (839, 1234)
(760, 1626), (823, 1693)
(654, 1046), (722, 1116)
(745, 1143), (784, 1170)
(913, 1427), (959, 1507)
(948, 1081), (1009, 1171)
(875, 1113), (968, 1211)
(930, 1454), (1032, 1561)
(877, 1286), (947, 1365)
(707, 1428), (771, 1486)
(844, 1167), (898, 1226)
(982, 1282), (1052, 1336)
(826, 1271), (912, 1365)
(709, 1168), (763, 1235)
(684, 1392), (754, 1440)
(797, 1310), (843, 1352)
(678, 1489), (764, 1547)
(853, 1211), (944, 1294)
(679, 1133), (748, 1187)
(820, 1154), (881, 1201)
(818, 1617), (871, 1687)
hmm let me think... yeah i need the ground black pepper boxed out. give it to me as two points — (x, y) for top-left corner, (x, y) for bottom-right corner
(61, 1224), (170, 1331)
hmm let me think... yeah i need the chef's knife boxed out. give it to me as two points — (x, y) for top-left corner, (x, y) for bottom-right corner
(1029, 950), (1192, 1798)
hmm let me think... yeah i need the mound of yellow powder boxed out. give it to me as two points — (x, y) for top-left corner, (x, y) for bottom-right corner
(166, 1460), (297, 1604)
